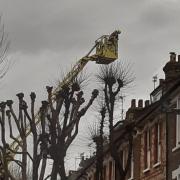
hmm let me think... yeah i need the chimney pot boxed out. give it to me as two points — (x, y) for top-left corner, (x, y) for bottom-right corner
(138, 99), (143, 108)
(170, 52), (176, 62)
(131, 99), (136, 108)
(145, 100), (150, 107)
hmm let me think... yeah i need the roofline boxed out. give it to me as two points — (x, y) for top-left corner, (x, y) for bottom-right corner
(74, 78), (180, 179)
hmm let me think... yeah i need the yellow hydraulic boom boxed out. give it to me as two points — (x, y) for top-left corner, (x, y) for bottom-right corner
(8, 30), (121, 161)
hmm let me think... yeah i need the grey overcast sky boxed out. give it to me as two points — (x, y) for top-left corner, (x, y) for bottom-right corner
(0, 0), (180, 171)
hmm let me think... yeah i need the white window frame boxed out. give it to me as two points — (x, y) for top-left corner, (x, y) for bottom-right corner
(143, 129), (151, 173)
(152, 89), (162, 102)
(172, 98), (180, 152)
(153, 123), (161, 167)
(122, 148), (134, 179)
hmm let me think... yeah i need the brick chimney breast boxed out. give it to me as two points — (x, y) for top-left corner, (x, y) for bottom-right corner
(163, 52), (180, 84)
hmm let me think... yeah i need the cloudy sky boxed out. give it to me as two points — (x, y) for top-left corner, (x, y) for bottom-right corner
(0, 0), (180, 171)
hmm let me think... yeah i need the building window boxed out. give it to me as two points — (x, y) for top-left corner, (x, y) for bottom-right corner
(143, 129), (150, 172)
(151, 89), (162, 103)
(153, 122), (161, 166)
(122, 148), (134, 179)
(173, 98), (180, 151)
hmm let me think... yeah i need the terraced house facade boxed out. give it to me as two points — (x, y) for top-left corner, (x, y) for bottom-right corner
(71, 52), (180, 180)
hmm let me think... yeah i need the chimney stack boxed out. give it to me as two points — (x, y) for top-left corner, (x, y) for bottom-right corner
(170, 52), (176, 62)
(131, 99), (136, 108)
(163, 52), (180, 84)
(138, 99), (143, 108)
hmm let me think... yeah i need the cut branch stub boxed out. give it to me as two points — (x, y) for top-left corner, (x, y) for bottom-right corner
(6, 100), (13, 107)
(117, 78), (123, 88)
(20, 100), (28, 110)
(30, 92), (36, 101)
(92, 89), (99, 98)
(16, 93), (24, 100)
(72, 82), (80, 92)
(105, 77), (116, 86)
(0, 102), (6, 109)
(46, 86), (53, 94)
(71, 98), (76, 104)
(6, 110), (11, 117)
(80, 98), (85, 105)
(41, 101), (49, 109)
(76, 91), (83, 99)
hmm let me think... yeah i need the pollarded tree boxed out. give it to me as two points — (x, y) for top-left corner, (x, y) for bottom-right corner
(96, 60), (134, 180)
(0, 79), (98, 180)
(45, 82), (98, 180)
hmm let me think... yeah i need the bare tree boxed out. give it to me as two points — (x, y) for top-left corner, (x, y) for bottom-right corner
(0, 79), (98, 180)
(96, 60), (134, 180)
(45, 82), (98, 180)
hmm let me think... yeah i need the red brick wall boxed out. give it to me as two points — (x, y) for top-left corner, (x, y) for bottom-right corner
(167, 112), (180, 180)
(138, 117), (166, 180)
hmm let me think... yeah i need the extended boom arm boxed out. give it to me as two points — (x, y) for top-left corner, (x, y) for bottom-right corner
(8, 30), (121, 162)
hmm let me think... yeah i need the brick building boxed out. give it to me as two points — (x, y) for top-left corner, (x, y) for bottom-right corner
(73, 52), (180, 180)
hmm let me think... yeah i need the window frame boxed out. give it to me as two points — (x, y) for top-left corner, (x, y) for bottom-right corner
(172, 98), (180, 152)
(121, 147), (134, 179)
(153, 122), (161, 167)
(143, 129), (151, 173)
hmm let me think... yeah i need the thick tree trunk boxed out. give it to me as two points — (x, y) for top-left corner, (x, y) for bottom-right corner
(51, 160), (59, 180)
(59, 158), (67, 180)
